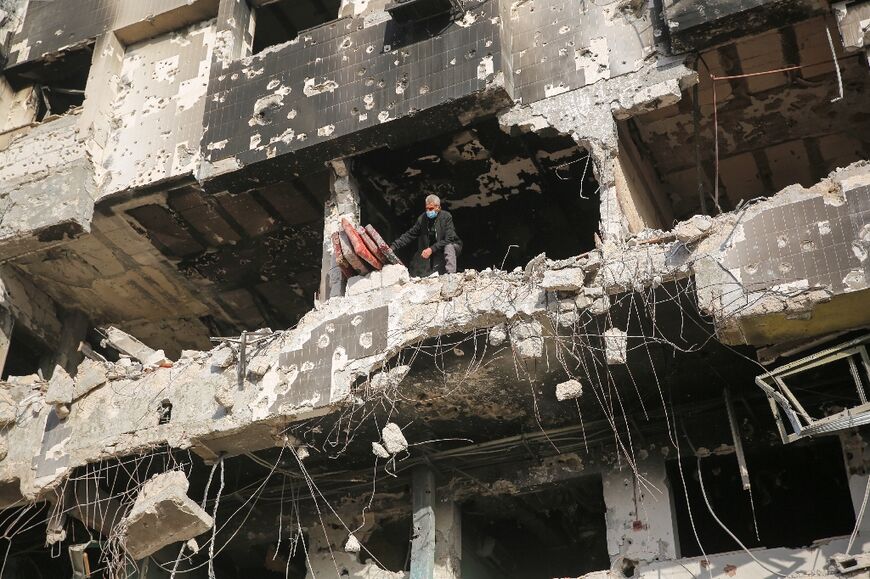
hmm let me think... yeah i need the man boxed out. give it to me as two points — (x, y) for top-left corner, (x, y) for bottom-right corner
(391, 194), (462, 275)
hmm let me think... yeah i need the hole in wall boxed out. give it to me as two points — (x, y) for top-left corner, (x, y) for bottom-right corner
(158, 399), (173, 424)
(620, 16), (870, 222)
(250, 0), (342, 54)
(2, 325), (50, 380)
(354, 117), (600, 276)
(667, 437), (856, 557)
(460, 475), (609, 579)
(359, 516), (412, 572)
(4, 42), (94, 120)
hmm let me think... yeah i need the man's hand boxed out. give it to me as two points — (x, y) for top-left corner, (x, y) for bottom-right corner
(421, 247), (433, 259)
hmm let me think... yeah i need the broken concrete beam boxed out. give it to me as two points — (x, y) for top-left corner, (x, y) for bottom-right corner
(101, 326), (157, 362)
(121, 471), (213, 560)
(556, 379), (583, 401)
(540, 267), (586, 291)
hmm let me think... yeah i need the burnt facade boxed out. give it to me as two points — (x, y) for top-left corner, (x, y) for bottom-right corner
(0, 0), (868, 577)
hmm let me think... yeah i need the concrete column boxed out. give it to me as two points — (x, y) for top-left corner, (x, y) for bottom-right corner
(318, 159), (360, 303)
(602, 454), (679, 568)
(411, 466), (436, 579)
(434, 498), (461, 579)
(0, 305), (13, 377)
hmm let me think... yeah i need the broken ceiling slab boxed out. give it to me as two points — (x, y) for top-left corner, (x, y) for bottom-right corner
(120, 470), (213, 560)
(694, 162), (870, 346)
(0, 115), (95, 262)
(100, 326), (157, 363)
(663, 0), (826, 53)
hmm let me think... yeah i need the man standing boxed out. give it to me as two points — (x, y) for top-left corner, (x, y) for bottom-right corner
(391, 194), (462, 275)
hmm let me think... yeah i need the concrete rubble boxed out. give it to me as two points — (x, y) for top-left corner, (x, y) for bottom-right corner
(0, 0), (867, 576)
(119, 470), (214, 561)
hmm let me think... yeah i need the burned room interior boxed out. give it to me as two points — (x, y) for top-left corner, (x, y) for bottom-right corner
(0, 0), (868, 578)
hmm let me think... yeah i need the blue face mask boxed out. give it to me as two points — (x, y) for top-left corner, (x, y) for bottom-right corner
(426, 210), (438, 219)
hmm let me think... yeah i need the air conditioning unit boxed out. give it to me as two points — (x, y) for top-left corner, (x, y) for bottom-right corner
(385, 0), (464, 23)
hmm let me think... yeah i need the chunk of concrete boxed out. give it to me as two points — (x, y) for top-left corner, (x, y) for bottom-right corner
(0, 390), (16, 427)
(673, 214), (714, 243)
(347, 271), (383, 295)
(509, 320), (544, 360)
(101, 326), (157, 362)
(121, 471), (214, 560)
(46, 366), (75, 407)
(488, 324), (508, 347)
(372, 442), (390, 459)
(604, 328), (627, 365)
(440, 273), (463, 298)
(210, 346), (235, 369)
(540, 267), (585, 291)
(73, 359), (108, 399)
(556, 379), (583, 401)
(144, 349), (172, 368)
(381, 264), (410, 288)
(344, 533), (361, 553)
(381, 422), (408, 455)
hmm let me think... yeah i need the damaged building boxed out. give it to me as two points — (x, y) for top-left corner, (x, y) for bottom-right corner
(0, 0), (868, 577)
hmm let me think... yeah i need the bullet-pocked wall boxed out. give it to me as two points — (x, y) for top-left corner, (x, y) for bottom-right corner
(199, 0), (509, 192)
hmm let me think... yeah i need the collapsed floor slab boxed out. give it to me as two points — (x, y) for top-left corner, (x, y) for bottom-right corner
(0, 161), (866, 507)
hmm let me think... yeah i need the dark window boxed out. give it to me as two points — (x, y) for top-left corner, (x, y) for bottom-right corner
(668, 438), (856, 557)
(251, 0), (342, 54)
(461, 475), (609, 579)
(5, 43), (93, 120)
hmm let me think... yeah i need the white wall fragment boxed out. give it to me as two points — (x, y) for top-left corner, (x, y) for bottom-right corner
(604, 327), (627, 365)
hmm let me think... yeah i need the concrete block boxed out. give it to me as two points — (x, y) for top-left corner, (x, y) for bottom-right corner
(604, 328), (627, 365)
(541, 267), (586, 291)
(73, 360), (108, 399)
(210, 346), (235, 369)
(372, 442), (390, 458)
(46, 365), (75, 407)
(509, 320), (544, 360)
(488, 324), (508, 347)
(121, 471), (213, 560)
(102, 326), (157, 362)
(347, 271), (383, 295)
(382, 422), (408, 455)
(556, 379), (583, 401)
(380, 264), (410, 288)
(143, 349), (172, 368)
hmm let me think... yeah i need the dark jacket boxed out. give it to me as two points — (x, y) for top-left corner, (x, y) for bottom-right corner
(392, 210), (462, 275)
